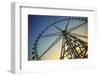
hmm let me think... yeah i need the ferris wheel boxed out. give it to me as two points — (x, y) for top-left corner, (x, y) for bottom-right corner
(31, 17), (88, 60)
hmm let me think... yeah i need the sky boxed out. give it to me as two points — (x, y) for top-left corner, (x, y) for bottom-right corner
(28, 15), (88, 60)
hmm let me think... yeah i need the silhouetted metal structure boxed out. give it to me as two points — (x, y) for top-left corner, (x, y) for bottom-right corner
(31, 17), (88, 60)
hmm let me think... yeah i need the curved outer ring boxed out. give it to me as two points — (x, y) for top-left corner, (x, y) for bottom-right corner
(32, 17), (87, 60)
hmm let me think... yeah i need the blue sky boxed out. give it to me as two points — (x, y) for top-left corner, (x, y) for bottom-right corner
(28, 15), (87, 60)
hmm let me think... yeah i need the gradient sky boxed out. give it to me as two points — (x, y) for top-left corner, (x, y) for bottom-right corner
(28, 15), (88, 60)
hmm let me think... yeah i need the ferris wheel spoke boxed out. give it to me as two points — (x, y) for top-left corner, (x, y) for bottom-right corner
(54, 25), (63, 32)
(40, 35), (62, 58)
(40, 32), (62, 37)
(70, 33), (88, 38)
(65, 19), (70, 31)
(68, 22), (87, 32)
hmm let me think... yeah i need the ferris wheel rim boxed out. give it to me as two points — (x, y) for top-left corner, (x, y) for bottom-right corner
(32, 17), (88, 60)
